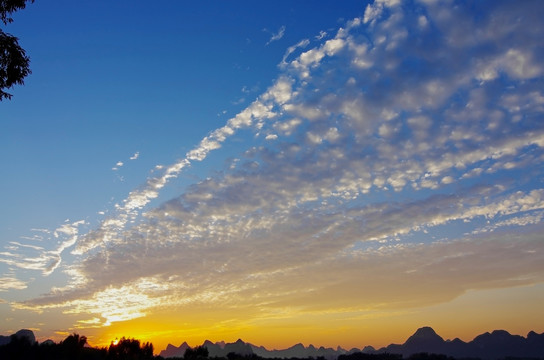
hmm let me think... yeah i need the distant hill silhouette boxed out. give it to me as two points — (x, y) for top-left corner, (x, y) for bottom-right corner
(160, 341), (191, 358)
(2, 327), (543, 359)
(375, 327), (544, 359)
(0, 329), (36, 346)
(160, 326), (544, 359)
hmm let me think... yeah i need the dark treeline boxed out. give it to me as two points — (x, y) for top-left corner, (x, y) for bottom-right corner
(0, 333), (154, 360)
(337, 353), (537, 360)
(2, 334), (542, 360)
(168, 352), (538, 360)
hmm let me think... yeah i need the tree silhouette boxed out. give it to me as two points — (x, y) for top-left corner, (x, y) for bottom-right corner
(60, 333), (88, 360)
(184, 345), (209, 360)
(338, 353), (402, 360)
(62, 333), (87, 348)
(0, 332), (156, 360)
(108, 337), (154, 360)
(0, 0), (33, 100)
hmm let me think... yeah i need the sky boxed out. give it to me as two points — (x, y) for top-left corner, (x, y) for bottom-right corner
(1, 0), (544, 354)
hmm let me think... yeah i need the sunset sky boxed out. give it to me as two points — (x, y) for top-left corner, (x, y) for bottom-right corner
(1, 0), (544, 354)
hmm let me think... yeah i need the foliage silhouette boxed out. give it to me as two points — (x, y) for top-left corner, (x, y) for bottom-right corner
(60, 333), (88, 359)
(0, 0), (33, 100)
(406, 354), (455, 360)
(184, 345), (210, 360)
(226, 353), (263, 360)
(107, 337), (154, 360)
(0, 333), (157, 360)
(0, 0), (33, 24)
(338, 353), (403, 360)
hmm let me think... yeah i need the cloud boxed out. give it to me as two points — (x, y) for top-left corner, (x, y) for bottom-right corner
(112, 152), (139, 171)
(0, 220), (86, 276)
(0, 275), (27, 291)
(280, 39), (310, 67)
(8, 0), (544, 330)
(315, 30), (327, 40)
(265, 25), (286, 45)
(112, 161), (124, 171)
(70, 78), (293, 256)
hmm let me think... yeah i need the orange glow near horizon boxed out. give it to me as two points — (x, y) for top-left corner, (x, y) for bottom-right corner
(75, 284), (544, 355)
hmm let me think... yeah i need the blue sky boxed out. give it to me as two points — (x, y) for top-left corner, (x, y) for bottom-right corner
(1, 0), (544, 351)
(2, 1), (364, 239)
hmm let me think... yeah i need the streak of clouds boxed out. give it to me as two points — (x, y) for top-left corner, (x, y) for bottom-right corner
(2, 0), (544, 335)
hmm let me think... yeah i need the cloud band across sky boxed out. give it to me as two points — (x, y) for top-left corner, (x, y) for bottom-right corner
(2, 0), (544, 346)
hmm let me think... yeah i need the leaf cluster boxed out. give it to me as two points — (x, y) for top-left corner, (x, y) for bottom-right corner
(1, 0), (33, 25)
(0, 0), (33, 100)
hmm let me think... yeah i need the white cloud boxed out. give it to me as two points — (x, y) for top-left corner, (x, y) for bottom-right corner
(418, 15), (428, 29)
(363, 2), (384, 24)
(315, 30), (327, 40)
(266, 25), (286, 45)
(0, 275), (27, 291)
(281, 39), (310, 67)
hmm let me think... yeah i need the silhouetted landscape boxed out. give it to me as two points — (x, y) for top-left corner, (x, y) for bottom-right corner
(1, 327), (543, 360)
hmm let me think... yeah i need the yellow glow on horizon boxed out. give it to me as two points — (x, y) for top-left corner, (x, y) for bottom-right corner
(74, 282), (544, 355)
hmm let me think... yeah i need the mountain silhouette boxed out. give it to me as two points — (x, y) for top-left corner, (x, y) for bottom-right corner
(1, 327), (544, 359)
(389, 326), (445, 355)
(251, 342), (342, 359)
(0, 329), (36, 346)
(159, 341), (190, 358)
(468, 330), (529, 359)
(224, 339), (253, 356)
(160, 326), (544, 359)
(373, 327), (544, 359)
(161, 339), (256, 358)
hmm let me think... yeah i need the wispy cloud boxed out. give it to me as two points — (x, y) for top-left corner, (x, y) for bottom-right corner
(315, 30), (327, 40)
(265, 25), (286, 45)
(280, 39), (310, 67)
(6, 0), (544, 331)
(112, 161), (124, 171)
(113, 152), (139, 171)
(0, 220), (85, 276)
(0, 275), (27, 291)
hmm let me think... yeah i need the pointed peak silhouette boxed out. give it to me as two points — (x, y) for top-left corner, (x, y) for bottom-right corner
(412, 327), (440, 337)
(159, 341), (190, 358)
(157, 327), (544, 359)
(405, 326), (444, 344)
